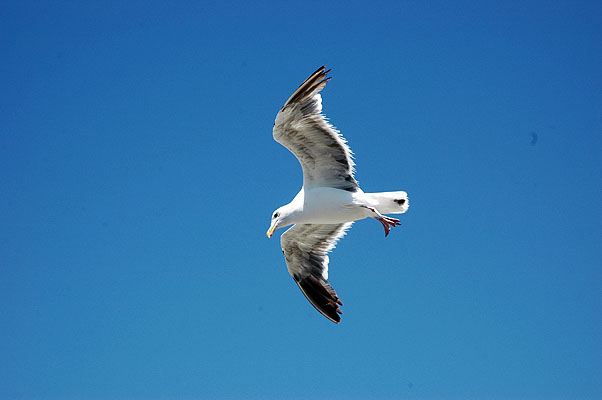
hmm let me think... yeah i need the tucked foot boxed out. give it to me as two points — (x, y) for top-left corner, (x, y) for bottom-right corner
(377, 215), (401, 237)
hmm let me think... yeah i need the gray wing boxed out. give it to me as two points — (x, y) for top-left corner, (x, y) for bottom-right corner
(280, 222), (353, 323)
(273, 66), (359, 192)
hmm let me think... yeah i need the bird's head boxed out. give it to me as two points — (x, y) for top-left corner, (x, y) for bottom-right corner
(266, 205), (294, 238)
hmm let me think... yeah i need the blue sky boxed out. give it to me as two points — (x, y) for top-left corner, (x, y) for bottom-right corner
(1, 1), (601, 399)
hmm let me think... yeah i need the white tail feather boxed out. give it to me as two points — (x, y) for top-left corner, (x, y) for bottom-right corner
(363, 191), (409, 214)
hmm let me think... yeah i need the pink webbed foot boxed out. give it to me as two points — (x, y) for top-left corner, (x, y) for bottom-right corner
(377, 216), (401, 237)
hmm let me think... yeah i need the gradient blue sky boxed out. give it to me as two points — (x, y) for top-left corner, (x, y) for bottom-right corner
(1, 1), (601, 399)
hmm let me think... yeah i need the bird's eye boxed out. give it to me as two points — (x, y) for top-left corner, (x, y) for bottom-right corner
(273, 212), (279, 219)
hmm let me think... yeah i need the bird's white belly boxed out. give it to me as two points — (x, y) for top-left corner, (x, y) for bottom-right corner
(297, 187), (368, 224)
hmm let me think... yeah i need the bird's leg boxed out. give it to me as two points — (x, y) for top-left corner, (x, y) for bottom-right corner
(377, 215), (401, 237)
(359, 205), (401, 237)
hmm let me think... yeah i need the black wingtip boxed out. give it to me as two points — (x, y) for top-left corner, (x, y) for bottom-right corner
(294, 274), (343, 324)
(281, 66), (332, 110)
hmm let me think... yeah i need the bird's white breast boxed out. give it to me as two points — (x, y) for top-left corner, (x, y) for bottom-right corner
(296, 187), (368, 224)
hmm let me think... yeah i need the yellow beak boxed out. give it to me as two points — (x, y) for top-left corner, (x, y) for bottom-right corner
(266, 224), (276, 238)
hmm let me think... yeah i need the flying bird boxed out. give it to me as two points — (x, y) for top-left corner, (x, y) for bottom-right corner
(267, 66), (409, 323)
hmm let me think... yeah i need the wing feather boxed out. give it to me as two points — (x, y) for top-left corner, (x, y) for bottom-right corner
(273, 66), (359, 192)
(280, 223), (353, 323)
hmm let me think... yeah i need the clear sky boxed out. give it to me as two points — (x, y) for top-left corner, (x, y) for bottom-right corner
(1, 1), (601, 399)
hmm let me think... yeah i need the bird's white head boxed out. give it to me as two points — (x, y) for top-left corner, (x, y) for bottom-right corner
(266, 205), (295, 238)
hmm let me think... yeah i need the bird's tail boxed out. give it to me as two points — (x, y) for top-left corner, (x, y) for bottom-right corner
(363, 191), (409, 214)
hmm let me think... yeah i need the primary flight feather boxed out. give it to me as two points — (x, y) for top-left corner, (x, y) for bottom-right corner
(267, 66), (409, 323)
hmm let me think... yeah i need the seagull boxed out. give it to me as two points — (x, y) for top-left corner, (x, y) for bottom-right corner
(267, 66), (409, 323)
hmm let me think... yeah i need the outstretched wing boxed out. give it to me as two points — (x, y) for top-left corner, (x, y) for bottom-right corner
(273, 66), (359, 192)
(280, 223), (353, 323)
